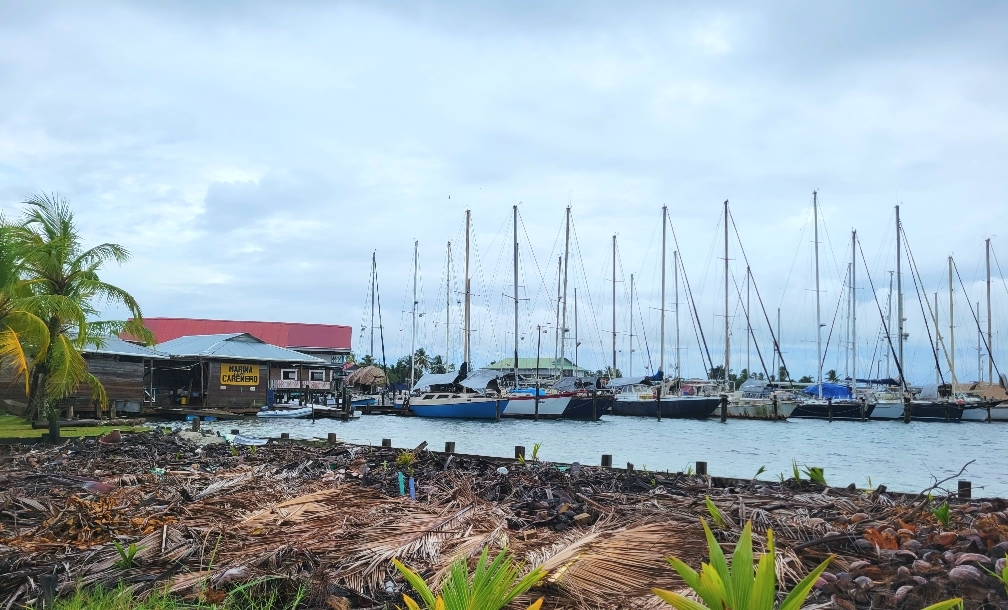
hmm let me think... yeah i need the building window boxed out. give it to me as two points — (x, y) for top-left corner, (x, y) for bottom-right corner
(310, 370), (325, 382)
(281, 369), (297, 380)
(331, 355), (345, 364)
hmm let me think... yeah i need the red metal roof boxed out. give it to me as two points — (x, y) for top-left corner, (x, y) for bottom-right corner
(133, 318), (352, 351)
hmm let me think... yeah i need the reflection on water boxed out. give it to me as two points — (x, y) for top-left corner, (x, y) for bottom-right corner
(193, 414), (1008, 496)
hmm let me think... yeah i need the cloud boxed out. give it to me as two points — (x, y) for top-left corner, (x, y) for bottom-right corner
(0, 1), (1006, 382)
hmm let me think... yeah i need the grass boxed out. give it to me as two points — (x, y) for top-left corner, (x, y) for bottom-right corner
(0, 413), (148, 440)
(44, 582), (306, 610)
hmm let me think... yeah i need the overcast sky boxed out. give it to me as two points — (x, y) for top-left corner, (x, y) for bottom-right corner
(1, 1), (1006, 384)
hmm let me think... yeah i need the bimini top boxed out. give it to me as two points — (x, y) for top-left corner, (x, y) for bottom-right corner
(84, 335), (169, 360)
(156, 333), (325, 364)
(412, 371), (462, 391)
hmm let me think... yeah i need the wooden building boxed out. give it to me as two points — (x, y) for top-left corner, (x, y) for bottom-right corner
(151, 332), (332, 411)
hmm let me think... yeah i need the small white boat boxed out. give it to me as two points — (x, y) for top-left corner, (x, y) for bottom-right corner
(256, 406), (314, 419)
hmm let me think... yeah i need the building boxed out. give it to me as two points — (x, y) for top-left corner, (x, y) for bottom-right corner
(152, 333), (332, 410)
(485, 357), (592, 379)
(135, 317), (352, 366)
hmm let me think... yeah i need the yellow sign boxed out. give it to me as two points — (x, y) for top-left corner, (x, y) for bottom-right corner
(220, 363), (260, 386)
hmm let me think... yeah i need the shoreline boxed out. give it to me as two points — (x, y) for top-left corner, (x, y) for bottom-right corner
(1, 430), (1006, 609)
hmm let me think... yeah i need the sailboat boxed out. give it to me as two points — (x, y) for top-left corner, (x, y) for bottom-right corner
(867, 207), (964, 422)
(789, 192), (874, 420)
(609, 206), (720, 418)
(408, 212), (508, 419)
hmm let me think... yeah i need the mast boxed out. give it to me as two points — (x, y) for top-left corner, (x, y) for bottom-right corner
(845, 262), (851, 383)
(978, 301), (982, 382)
(988, 238), (993, 383)
(574, 288), (579, 369)
(934, 293), (940, 385)
(660, 206), (667, 379)
(950, 256), (956, 395)
(410, 240), (418, 390)
(746, 266), (750, 375)
(513, 205), (519, 388)
(724, 200), (730, 390)
(674, 249), (680, 381)
(777, 308), (782, 380)
(446, 242), (451, 364)
(554, 256), (561, 377)
(629, 273), (634, 376)
(851, 230), (857, 391)
(464, 210), (471, 366)
(370, 251), (376, 359)
(896, 205), (904, 391)
(814, 192), (822, 398)
(886, 271), (894, 378)
(612, 234), (616, 374)
(560, 206), (571, 372)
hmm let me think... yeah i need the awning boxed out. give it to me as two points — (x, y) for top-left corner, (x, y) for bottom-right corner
(460, 369), (503, 391)
(412, 372), (460, 391)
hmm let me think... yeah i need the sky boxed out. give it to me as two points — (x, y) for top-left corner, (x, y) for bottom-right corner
(1, 1), (1007, 385)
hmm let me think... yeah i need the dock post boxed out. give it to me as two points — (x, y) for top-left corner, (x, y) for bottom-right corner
(627, 462), (634, 471)
(720, 394), (727, 423)
(280, 432), (290, 440)
(656, 386), (662, 421)
(191, 418), (200, 432)
(592, 391), (597, 420)
(327, 433), (338, 444)
(601, 454), (612, 468)
(903, 395), (911, 424)
(988, 403), (992, 423)
(495, 400), (500, 421)
(860, 397), (866, 422)
(534, 391), (539, 420)
(827, 397), (833, 422)
(773, 395), (779, 420)
(382, 438), (392, 448)
(515, 446), (525, 461)
(231, 429), (239, 435)
(958, 480), (971, 499)
(696, 461), (708, 476)
(445, 441), (455, 453)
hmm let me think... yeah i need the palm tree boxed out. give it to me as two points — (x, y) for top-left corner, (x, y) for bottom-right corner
(0, 222), (50, 395)
(15, 193), (153, 420)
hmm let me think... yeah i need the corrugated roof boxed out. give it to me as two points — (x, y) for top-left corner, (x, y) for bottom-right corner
(131, 318), (352, 350)
(84, 335), (169, 360)
(156, 333), (325, 364)
(485, 357), (590, 372)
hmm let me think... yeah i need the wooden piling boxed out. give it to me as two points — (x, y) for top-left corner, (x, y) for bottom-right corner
(231, 429), (240, 435)
(280, 432), (290, 440)
(958, 480), (972, 499)
(627, 462), (634, 471)
(515, 446), (525, 460)
(860, 397), (866, 422)
(382, 438), (392, 448)
(719, 395), (727, 423)
(591, 391), (597, 420)
(656, 386), (662, 422)
(191, 419), (200, 432)
(827, 398), (833, 423)
(696, 461), (708, 476)
(445, 441), (455, 453)
(903, 396), (911, 423)
(773, 395), (779, 420)
(327, 433), (338, 444)
(495, 400), (501, 421)
(601, 454), (612, 468)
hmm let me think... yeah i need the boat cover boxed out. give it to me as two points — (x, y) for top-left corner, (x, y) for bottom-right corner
(606, 376), (650, 388)
(918, 383), (939, 399)
(460, 369), (504, 391)
(801, 383), (853, 400)
(553, 376), (598, 392)
(412, 371), (460, 390)
(511, 387), (546, 396)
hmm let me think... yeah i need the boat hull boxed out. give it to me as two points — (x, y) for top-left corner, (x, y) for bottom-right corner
(871, 401), (964, 422)
(256, 407), (314, 419)
(726, 401), (796, 420)
(502, 394), (571, 418)
(562, 394), (612, 420)
(961, 403), (1008, 421)
(410, 397), (504, 419)
(790, 401), (875, 420)
(611, 396), (720, 418)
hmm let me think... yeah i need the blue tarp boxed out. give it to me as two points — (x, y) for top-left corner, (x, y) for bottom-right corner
(649, 370), (664, 381)
(801, 383), (852, 400)
(511, 387), (546, 396)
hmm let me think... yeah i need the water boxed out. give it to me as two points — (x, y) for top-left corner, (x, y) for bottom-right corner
(196, 415), (1008, 497)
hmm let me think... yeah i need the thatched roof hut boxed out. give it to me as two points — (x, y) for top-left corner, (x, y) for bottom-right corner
(346, 365), (387, 388)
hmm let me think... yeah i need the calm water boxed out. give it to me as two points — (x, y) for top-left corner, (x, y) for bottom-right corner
(194, 415), (1008, 497)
